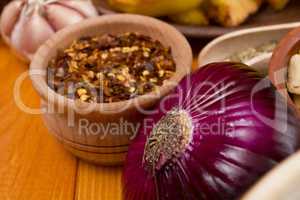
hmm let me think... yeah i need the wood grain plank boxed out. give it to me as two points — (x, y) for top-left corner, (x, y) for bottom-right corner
(76, 161), (123, 200)
(0, 41), (78, 200)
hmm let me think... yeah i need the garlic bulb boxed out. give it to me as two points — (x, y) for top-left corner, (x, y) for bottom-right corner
(0, 0), (98, 61)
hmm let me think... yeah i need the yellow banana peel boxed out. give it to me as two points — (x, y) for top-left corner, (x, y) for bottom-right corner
(205, 0), (263, 27)
(169, 8), (209, 26)
(108, 0), (203, 17)
(267, 0), (290, 10)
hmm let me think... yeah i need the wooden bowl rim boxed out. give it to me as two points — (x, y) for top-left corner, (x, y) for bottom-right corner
(30, 14), (192, 113)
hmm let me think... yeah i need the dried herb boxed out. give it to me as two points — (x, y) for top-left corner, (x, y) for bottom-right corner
(47, 32), (176, 103)
(228, 41), (277, 63)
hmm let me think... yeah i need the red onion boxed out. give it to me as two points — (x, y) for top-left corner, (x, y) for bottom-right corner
(123, 62), (300, 200)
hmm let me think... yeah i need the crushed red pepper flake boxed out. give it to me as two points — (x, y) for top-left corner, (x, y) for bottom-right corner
(47, 32), (176, 103)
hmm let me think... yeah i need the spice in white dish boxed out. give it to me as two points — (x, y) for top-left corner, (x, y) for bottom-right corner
(228, 41), (277, 63)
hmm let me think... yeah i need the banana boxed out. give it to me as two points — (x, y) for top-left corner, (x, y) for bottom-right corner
(108, 0), (203, 17)
(205, 0), (263, 27)
(267, 0), (290, 10)
(168, 8), (208, 26)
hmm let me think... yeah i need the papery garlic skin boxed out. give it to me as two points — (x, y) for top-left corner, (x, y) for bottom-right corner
(287, 54), (300, 94)
(11, 6), (55, 60)
(0, 0), (98, 62)
(57, 0), (98, 17)
(45, 4), (85, 30)
(0, 1), (24, 41)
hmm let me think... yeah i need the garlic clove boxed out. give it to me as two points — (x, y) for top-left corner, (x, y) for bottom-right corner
(287, 54), (300, 94)
(11, 7), (55, 60)
(57, 0), (98, 17)
(45, 4), (85, 31)
(0, 0), (24, 38)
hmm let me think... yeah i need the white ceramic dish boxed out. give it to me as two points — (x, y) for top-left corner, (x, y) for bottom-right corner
(198, 22), (300, 75)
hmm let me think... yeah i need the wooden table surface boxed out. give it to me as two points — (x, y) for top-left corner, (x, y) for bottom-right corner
(0, 39), (200, 200)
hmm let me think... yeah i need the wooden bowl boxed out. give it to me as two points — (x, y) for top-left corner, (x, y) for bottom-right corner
(269, 26), (300, 107)
(30, 14), (192, 165)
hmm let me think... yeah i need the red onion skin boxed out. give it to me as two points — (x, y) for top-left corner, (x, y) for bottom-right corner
(123, 62), (300, 200)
